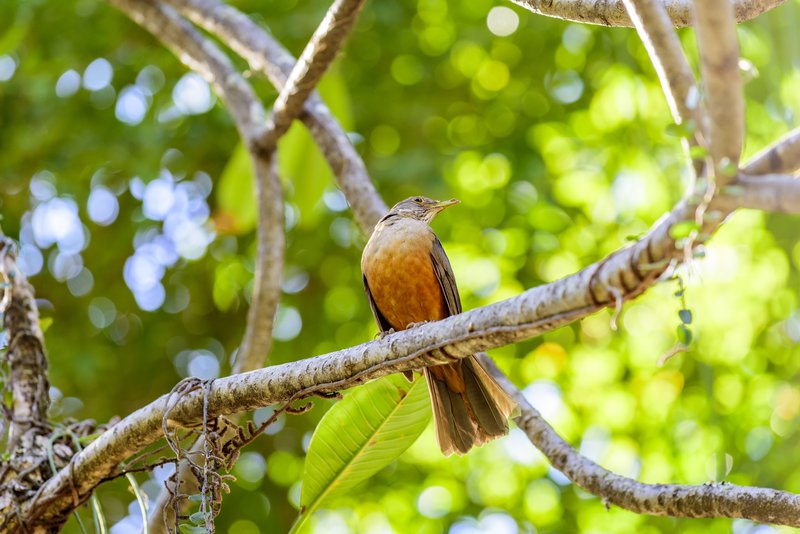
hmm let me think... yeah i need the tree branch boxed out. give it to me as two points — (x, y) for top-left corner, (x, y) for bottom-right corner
(508, 0), (785, 27)
(744, 127), (800, 175)
(1, 240), (50, 452)
(165, 0), (388, 232)
(480, 356), (800, 526)
(235, 155), (284, 374)
(714, 174), (800, 214)
(621, 0), (705, 175)
(261, 0), (367, 147)
(693, 0), (744, 178)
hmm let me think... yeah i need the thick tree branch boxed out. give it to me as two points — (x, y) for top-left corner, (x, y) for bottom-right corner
(165, 0), (388, 232)
(693, 0), (744, 178)
(1, 240), (50, 452)
(744, 127), (800, 175)
(508, 0), (785, 27)
(480, 356), (800, 526)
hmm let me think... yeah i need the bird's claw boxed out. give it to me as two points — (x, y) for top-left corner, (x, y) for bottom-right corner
(375, 328), (396, 340)
(405, 321), (430, 329)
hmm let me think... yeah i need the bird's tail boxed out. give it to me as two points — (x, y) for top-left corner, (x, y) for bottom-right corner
(424, 356), (518, 456)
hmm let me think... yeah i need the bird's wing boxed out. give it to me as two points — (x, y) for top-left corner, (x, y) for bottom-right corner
(362, 274), (394, 333)
(430, 235), (462, 316)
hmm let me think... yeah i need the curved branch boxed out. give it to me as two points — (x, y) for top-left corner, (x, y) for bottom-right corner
(235, 155), (284, 373)
(480, 356), (800, 526)
(693, 0), (744, 177)
(508, 0), (785, 28)
(165, 0), (388, 232)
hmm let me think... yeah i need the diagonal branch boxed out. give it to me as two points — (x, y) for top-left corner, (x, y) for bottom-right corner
(1, 240), (51, 452)
(744, 127), (800, 175)
(621, 0), (705, 175)
(715, 173), (800, 213)
(164, 0), (388, 232)
(261, 0), (367, 148)
(508, 0), (785, 27)
(693, 0), (745, 180)
(480, 356), (800, 525)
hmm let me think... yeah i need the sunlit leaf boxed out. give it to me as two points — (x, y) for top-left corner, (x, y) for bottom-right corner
(215, 144), (256, 235)
(293, 374), (431, 533)
(669, 221), (700, 240)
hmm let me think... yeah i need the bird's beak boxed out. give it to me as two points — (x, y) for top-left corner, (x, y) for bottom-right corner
(431, 198), (460, 212)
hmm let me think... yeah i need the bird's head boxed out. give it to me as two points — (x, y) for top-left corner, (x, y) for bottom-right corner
(387, 196), (460, 223)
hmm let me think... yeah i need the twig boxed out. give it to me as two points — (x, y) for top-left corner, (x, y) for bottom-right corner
(712, 173), (800, 214)
(235, 155), (284, 373)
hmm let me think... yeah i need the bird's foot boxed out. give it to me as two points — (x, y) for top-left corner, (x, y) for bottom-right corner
(405, 321), (430, 329)
(375, 328), (396, 340)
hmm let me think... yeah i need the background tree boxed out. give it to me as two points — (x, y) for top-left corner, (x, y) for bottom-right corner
(1, 0), (800, 532)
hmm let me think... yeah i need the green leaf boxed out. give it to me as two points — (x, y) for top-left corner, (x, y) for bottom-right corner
(679, 309), (692, 325)
(677, 324), (693, 346)
(280, 67), (352, 230)
(188, 511), (206, 525)
(689, 145), (709, 159)
(293, 374), (431, 533)
(665, 119), (696, 138)
(39, 317), (53, 333)
(215, 144), (257, 235)
(669, 221), (700, 240)
(178, 525), (206, 534)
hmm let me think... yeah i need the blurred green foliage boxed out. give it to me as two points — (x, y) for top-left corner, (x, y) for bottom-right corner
(1, 0), (800, 532)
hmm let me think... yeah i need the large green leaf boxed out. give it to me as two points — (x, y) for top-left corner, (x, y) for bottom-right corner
(292, 374), (431, 532)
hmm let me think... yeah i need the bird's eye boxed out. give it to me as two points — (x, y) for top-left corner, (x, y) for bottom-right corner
(413, 197), (423, 203)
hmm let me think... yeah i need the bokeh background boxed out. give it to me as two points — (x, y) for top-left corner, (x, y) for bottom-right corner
(2, 0), (800, 532)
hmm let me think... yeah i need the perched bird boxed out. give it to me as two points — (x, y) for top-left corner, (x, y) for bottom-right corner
(361, 196), (517, 455)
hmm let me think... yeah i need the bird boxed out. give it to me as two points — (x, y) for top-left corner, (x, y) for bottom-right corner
(361, 196), (517, 455)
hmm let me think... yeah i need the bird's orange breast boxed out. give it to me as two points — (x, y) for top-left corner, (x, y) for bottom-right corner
(362, 219), (448, 331)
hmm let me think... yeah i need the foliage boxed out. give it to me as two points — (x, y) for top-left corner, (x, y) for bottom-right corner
(1, 0), (799, 532)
